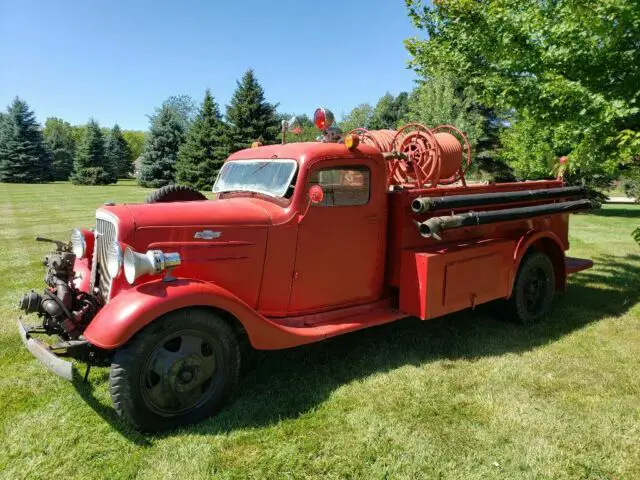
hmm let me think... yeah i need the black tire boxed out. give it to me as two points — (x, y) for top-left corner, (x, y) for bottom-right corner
(507, 251), (555, 324)
(109, 308), (240, 432)
(144, 184), (207, 204)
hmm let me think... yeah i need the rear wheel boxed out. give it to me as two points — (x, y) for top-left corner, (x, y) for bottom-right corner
(109, 308), (240, 432)
(507, 251), (555, 324)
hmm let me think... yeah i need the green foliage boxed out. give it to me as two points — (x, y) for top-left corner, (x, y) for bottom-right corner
(0, 97), (51, 183)
(406, 77), (484, 148)
(175, 89), (228, 190)
(70, 125), (86, 146)
(277, 113), (319, 143)
(150, 95), (197, 131)
(225, 70), (279, 151)
(369, 92), (409, 130)
(633, 227), (640, 246)
(43, 117), (75, 180)
(71, 119), (113, 185)
(138, 106), (185, 188)
(122, 130), (146, 161)
(105, 124), (133, 178)
(617, 130), (640, 165)
(500, 112), (557, 180)
(338, 103), (374, 133)
(405, 0), (640, 185)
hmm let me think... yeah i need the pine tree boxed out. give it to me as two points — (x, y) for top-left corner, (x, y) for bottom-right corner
(138, 105), (185, 188)
(105, 124), (133, 179)
(225, 69), (278, 152)
(0, 97), (51, 183)
(43, 117), (75, 180)
(175, 89), (228, 190)
(71, 119), (113, 185)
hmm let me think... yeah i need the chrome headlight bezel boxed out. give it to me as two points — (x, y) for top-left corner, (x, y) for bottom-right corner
(70, 228), (86, 258)
(123, 246), (138, 285)
(123, 247), (182, 285)
(106, 241), (123, 278)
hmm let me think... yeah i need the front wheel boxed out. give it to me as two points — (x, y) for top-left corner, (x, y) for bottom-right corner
(507, 251), (555, 324)
(109, 308), (240, 432)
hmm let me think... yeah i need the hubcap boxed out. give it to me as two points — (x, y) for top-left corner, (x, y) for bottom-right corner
(523, 267), (548, 315)
(141, 331), (219, 416)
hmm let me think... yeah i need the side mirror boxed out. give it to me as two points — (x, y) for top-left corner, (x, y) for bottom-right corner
(309, 185), (324, 205)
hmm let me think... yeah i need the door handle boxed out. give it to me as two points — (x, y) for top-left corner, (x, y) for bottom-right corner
(366, 215), (379, 222)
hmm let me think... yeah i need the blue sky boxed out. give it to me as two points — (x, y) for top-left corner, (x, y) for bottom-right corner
(0, 0), (420, 130)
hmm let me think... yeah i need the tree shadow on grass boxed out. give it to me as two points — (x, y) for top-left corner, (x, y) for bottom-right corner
(76, 254), (640, 442)
(588, 207), (640, 218)
(73, 369), (153, 446)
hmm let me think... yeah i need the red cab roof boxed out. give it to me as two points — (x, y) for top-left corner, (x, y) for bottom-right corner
(227, 142), (383, 169)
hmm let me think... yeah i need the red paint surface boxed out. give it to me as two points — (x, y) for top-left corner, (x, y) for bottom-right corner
(400, 239), (514, 319)
(82, 142), (591, 350)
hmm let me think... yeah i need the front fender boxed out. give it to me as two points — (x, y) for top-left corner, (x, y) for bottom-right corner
(82, 278), (307, 351)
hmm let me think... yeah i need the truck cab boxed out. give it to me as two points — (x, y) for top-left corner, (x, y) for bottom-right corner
(217, 142), (389, 316)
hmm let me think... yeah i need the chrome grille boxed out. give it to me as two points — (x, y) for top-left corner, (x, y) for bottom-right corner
(91, 216), (118, 302)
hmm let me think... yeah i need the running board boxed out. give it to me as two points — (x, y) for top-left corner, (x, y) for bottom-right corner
(262, 306), (406, 348)
(565, 257), (593, 275)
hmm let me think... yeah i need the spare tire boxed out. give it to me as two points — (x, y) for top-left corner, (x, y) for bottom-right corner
(144, 185), (207, 204)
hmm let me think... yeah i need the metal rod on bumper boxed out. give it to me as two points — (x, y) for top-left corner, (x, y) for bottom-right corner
(411, 186), (587, 214)
(17, 320), (74, 381)
(417, 199), (594, 240)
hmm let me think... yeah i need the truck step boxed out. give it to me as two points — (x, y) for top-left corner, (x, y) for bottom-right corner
(267, 307), (406, 344)
(565, 256), (593, 274)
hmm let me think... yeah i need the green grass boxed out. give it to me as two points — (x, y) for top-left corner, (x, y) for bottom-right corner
(1, 181), (639, 480)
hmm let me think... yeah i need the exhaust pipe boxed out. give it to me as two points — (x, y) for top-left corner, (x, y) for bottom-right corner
(417, 199), (594, 240)
(411, 186), (587, 214)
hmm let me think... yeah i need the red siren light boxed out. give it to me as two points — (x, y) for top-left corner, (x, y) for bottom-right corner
(313, 107), (335, 131)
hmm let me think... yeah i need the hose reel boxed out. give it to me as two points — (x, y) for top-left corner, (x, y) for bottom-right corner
(348, 122), (471, 188)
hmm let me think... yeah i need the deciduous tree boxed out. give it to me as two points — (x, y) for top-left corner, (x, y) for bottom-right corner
(406, 77), (484, 147)
(338, 103), (374, 133)
(406, 0), (640, 183)
(122, 130), (146, 162)
(277, 113), (319, 143)
(369, 92), (410, 130)
(150, 95), (197, 131)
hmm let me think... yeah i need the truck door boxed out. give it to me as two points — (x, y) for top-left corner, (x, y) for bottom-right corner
(288, 160), (386, 314)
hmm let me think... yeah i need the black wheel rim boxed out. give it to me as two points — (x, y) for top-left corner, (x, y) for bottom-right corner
(522, 266), (549, 316)
(140, 329), (221, 417)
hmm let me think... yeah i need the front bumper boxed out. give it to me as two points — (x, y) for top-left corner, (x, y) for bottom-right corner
(17, 319), (74, 381)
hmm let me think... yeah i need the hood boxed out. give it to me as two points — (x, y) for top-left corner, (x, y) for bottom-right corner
(125, 197), (272, 229)
(98, 197), (275, 309)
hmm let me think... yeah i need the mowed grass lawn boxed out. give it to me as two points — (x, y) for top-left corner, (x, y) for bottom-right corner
(0, 181), (638, 480)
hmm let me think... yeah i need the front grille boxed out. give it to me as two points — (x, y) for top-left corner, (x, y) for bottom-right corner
(91, 216), (118, 302)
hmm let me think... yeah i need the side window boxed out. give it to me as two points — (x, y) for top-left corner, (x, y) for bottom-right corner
(309, 166), (370, 207)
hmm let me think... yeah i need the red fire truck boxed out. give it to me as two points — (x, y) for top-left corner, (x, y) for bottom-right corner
(18, 109), (593, 431)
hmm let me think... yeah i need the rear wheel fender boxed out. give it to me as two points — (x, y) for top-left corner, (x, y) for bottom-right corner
(511, 230), (566, 297)
(82, 278), (299, 350)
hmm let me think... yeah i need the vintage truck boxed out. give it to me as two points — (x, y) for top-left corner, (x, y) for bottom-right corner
(17, 110), (594, 431)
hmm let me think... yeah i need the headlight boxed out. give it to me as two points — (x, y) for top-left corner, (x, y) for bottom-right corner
(106, 241), (123, 278)
(123, 247), (181, 285)
(71, 228), (86, 258)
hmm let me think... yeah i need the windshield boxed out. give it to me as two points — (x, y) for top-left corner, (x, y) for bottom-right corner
(213, 159), (298, 198)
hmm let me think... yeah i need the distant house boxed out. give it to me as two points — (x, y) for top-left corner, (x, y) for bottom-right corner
(133, 157), (143, 177)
